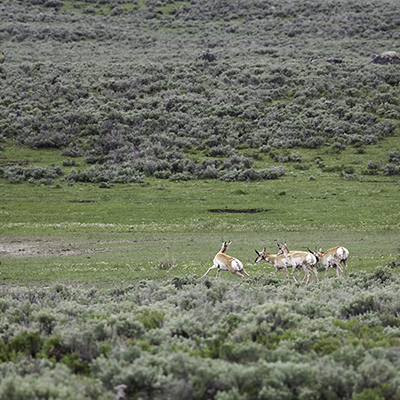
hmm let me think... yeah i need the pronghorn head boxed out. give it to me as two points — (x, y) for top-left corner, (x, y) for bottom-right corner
(254, 248), (267, 263)
(277, 242), (289, 256)
(220, 241), (232, 254)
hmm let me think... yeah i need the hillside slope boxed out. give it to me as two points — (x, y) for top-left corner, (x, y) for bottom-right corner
(1, 0), (399, 182)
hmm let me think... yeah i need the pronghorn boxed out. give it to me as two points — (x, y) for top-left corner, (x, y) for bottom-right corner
(254, 248), (290, 279)
(277, 243), (319, 283)
(308, 246), (349, 279)
(203, 241), (250, 279)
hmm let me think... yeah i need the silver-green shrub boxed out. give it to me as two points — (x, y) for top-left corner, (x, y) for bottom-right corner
(1, 268), (400, 398)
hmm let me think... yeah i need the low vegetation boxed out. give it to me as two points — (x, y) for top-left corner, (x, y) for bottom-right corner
(1, 270), (400, 400)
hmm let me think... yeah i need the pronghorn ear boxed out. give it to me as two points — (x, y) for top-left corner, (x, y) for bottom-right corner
(319, 247), (322, 252)
(263, 247), (266, 252)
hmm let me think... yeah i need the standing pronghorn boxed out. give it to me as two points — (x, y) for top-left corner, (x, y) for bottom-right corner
(254, 248), (290, 279)
(308, 246), (349, 279)
(277, 243), (319, 283)
(203, 241), (250, 279)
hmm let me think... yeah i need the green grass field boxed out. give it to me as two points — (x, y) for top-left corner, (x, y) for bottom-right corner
(1, 133), (399, 285)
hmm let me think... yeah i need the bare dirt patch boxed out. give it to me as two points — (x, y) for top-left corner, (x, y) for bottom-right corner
(0, 236), (180, 260)
(0, 237), (113, 258)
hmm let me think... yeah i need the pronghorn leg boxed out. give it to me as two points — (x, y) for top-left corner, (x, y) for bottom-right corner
(313, 266), (319, 283)
(308, 267), (312, 283)
(307, 264), (313, 283)
(304, 266), (311, 284)
(231, 271), (245, 278)
(301, 265), (312, 283)
(325, 267), (329, 279)
(203, 265), (219, 277)
(283, 267), (289, 279)
(301, 268), (307, 282)
(241, 269), (250, 277)
(291, 266), (298, 282)
(343, 260), (347, 276)
(334, 262), (343, 277)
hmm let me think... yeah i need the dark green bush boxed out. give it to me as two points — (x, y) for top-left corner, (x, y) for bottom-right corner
(259, 166), (286, 180)
(37, 311), (58, 335)
(304, 136), (326, 149)
(373, 266), (393, 284)
(382, 164), (400, 175)
(388, 150), (400, 164)
(341, 295), (376, 318)
(0, 331), (43, 361)
(115, 315), (145, 339)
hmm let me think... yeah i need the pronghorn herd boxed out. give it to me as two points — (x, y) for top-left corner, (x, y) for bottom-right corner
(204, 241), (349, 283)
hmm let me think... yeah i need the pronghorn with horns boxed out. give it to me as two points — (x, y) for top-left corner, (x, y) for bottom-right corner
(308, 246), (349, 279)
(203, 241), (250, 279)
(254, 247), (290, 279)
(277, 242), (319, 283)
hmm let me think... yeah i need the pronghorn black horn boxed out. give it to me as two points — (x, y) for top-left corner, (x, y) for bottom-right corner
(307, 247), (313, 253)
(255, 250), (260, 255)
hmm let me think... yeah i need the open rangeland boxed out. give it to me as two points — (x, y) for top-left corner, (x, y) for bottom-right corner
(1, 0), (400, 397)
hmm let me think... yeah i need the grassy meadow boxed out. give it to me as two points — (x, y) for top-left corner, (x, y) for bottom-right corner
(1, 133), (400, 284)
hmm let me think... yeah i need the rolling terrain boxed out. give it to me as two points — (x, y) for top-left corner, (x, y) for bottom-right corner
(0, 0), (400, 398)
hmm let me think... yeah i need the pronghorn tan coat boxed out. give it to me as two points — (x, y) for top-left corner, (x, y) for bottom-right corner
(277, 243), (319, 283)
(309, 246), (349, 278)
(254, 248), (290, 279)
(203, 241), (250, 279)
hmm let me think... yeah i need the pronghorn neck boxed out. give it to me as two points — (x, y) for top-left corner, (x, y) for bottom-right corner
(264, 251), (279, 262)
(308, 247), (323, 261)
(315, 251), (323, 260)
